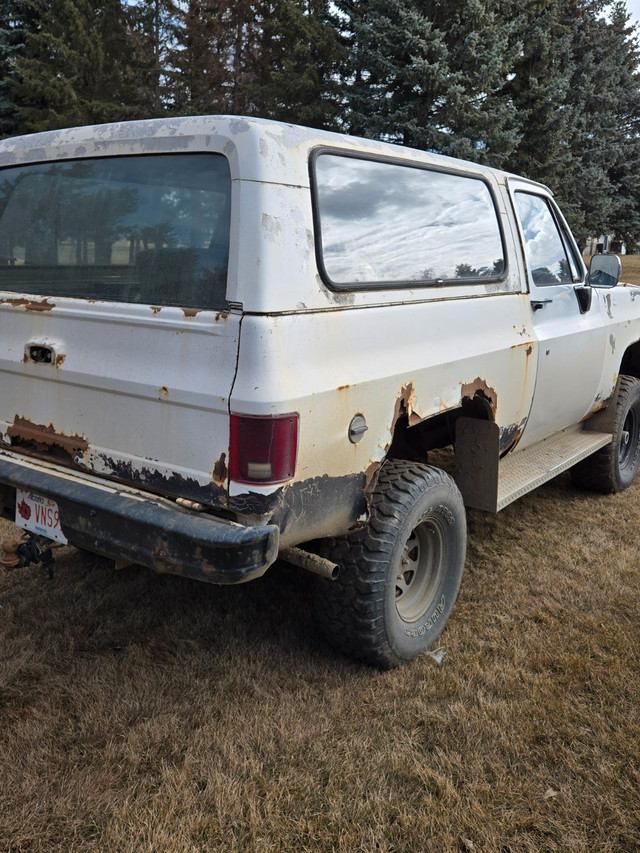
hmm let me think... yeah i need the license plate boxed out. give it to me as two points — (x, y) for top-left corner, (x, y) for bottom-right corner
(15, 489), (68, 544)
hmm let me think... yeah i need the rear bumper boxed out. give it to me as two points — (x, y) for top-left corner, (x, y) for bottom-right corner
(0, 451), (279, 584)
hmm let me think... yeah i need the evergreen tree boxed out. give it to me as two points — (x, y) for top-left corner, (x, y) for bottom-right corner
(0, 6), (15, 136)
(337, 0), (521, 164)
(504, 0), (640, 245)
(0, 0), (43, 138)
(503, 0), (585, 239)
(11, 0), (140, 132)
(336, 0), (455, 147)
(565, 1), (640, 244)
(432, 0), (522, 167)
(164, 0), (227, 114)
(126, 0), (180, 116)
(163, 0), (254, 115)
(244, 0), (346, 129)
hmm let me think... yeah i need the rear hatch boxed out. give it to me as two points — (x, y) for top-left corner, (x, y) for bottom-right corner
(0, 150), (237, 509)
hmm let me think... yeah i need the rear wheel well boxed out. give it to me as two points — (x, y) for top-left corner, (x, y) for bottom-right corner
(387, 394), (493, 463)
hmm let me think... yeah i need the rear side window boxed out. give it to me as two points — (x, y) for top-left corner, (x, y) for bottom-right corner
(0, 154), (231, 310)
(313, 152), (505, 288)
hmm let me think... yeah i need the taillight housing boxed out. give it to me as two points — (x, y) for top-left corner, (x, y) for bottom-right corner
(229, 413), (299, 485)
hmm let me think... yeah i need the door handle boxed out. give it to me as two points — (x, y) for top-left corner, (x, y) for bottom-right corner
(531, 299), (553, 311)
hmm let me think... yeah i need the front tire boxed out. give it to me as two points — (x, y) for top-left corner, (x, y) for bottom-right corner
(314, 461), (466, 668)
(571, 375), (640, 493)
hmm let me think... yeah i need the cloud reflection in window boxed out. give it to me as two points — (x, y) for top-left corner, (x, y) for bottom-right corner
(315, 154), (505, 286)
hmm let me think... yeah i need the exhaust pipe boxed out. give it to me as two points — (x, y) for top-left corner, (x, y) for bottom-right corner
(279, 546), (340, 580)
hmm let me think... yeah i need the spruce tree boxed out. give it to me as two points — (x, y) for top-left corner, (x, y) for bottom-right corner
(0, 0), (43, 138)
(336, 0), (455, 147)
(503, 0), (586, 239)
(126, 0), (180, 116)
(431, 0), (522, 167)
(11, 0), (140, 132)
(337, 0), (521, 163)
(565, 1), (640, 245)
(164, 0), (252, 115)
(0, 6), (15, 137)
(504, 0), (640, 245)
(244, 0), (346, 129)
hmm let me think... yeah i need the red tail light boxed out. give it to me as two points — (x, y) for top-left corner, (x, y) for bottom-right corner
(229, 413), (299, 485)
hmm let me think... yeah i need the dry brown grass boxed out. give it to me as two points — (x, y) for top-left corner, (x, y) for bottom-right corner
(1, 468), (639, 852)
(620, 253), (640, 285)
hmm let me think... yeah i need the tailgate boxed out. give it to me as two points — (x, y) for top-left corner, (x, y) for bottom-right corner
(0, 152), (236, 508)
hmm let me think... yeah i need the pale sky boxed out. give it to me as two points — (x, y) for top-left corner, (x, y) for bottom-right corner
(626, 0), (640, 26)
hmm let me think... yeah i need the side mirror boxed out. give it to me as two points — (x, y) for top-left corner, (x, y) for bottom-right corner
(588, 253), (621, 288)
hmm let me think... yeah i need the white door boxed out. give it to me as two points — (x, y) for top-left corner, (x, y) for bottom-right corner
(509, 182), (609, 448)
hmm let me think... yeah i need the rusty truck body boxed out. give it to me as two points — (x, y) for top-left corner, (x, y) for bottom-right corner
(1, 116), (639, 667)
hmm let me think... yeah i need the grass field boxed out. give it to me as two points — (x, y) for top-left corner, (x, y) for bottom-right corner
(2, 262), (640, 852)
(618, 252), (640, 285)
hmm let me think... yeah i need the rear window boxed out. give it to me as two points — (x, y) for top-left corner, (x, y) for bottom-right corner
(0, 154), (231, 310)
(313, 152), (505, 288)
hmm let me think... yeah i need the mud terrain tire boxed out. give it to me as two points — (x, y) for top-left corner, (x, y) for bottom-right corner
(314, 461), (466, 668)
(571, 375), (640, 493)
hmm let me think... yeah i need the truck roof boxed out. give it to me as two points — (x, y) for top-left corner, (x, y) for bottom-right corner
(0, 115), (550, 193)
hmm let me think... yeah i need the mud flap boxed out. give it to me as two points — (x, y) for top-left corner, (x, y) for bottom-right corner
(454, 417), (500, 512)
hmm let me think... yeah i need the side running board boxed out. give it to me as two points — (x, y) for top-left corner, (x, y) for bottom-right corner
(455, 418), (611, 512)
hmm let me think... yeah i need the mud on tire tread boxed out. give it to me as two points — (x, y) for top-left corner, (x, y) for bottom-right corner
(313, 461), (466, 669)
(571, 375), (640, 493)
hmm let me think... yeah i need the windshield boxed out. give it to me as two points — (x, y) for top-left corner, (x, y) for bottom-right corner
(0, 153), (231, 310)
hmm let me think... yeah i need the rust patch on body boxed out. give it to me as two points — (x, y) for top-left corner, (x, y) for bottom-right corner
(365, 459), (382, 491)
(583, 389), (614, 420)
(158, 385), (169, 399)
(7, 416), (89, 459)
(510, 341), (533, 357)
(585, 399), (607, 418)
(212, 452), (228, 486)
(392, 382), (419, 430)
(182, 308), (200, 318)
(499, 418), (527, 453)
(0, 296), (55, 312)
(150, 306), (162, 315)
(605, 293), (613, 319)
(214, 311), (229, 322)
(55, 353), (66, 368)
(460, 377), (498, 419)
(337, 384), (350, 392)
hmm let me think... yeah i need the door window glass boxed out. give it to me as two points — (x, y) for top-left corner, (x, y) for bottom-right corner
(514, 192), (580, 286)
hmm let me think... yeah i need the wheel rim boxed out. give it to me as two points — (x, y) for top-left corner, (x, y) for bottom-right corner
(619, 407), (639, 470)
(395, 516), (446, 623)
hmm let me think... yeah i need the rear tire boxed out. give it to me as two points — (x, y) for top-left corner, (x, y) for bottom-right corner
(571, 375), (640, 493)
(314, 461), (466, 668)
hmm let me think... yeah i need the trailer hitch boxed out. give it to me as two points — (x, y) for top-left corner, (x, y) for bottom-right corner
(0, 533), (58, 578)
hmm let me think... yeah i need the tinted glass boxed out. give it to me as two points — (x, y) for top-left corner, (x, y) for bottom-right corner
(514, 192), (579, 286)
(314, 154), (505, 287)
(0, 154), (231, 310)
